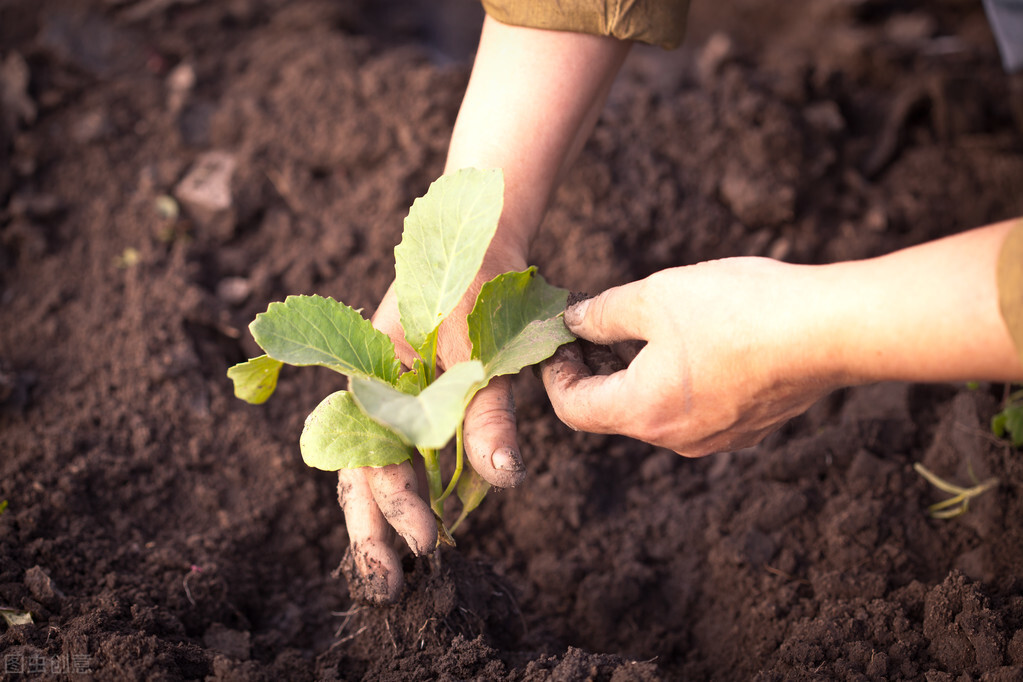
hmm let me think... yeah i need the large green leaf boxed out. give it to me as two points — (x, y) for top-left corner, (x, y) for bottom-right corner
(250, 295), (400, 384)
(395, 168), (504, 354)
(468, 267), (575, 383)
(300, 391), (412, 470)
(350, 360), (485, 450)
(227, 355), (284, 404)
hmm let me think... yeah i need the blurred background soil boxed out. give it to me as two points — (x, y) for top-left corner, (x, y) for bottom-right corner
(3, 0), (1023, 679)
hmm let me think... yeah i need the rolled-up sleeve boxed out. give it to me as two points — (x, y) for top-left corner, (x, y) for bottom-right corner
(999, 220), (1023, 366)
(480, 0), (691, 49)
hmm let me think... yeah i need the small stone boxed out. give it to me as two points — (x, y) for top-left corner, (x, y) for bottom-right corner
(1, 52), (36, 128)
(174, 151), (238, 240)
(216, 277), (251, 305)
(697, 32), (734, 84)
(166, 62), (196, 114)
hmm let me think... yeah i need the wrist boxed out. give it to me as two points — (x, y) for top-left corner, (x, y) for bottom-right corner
(762, 262), (860, 391)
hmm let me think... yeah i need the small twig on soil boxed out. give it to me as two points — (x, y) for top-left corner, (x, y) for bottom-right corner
(328, 625), (368, 650)
(913, 462), (999, 518)
(416, 618), (436, 651)
(763, 564), (810, 585)
(384, 616), (397, 652)
(332, 606), (363, 637)
(182, 565), (201, 607)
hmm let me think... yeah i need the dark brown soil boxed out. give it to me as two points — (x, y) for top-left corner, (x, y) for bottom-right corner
(3, 1), (1023, 679)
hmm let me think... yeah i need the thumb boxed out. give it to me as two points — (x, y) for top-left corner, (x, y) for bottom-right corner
(565, 280), (650, 345)
(462, 375), (524, 489)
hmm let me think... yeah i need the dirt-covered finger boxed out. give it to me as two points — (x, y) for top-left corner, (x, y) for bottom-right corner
(463, 375), (524, 489)
(337, 469), (404, 604)
(563, 280), (651, 344)
(363, 462), (437, 557)
(542, 343), (636, 434)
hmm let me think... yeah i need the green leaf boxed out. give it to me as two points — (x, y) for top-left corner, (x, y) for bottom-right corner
(351, 361), (485, 450)
(1002, 404), (1023, 447)
(456, 466), (490, 518)
(993, 412), (1007, 438)
(395, 366), (423, 396)
(468, 267), (575, 383)
(395, 168), (504, 353)
(250, 295), (401, 384)
(227, 355), (284, 404)
(300, 391), (412, 470)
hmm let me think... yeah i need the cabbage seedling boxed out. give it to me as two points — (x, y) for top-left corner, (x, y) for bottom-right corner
(228, 168), (574, 541)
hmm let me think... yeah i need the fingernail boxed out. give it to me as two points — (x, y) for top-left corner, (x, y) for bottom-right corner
(564, 298), (590, 328)
(492, 448), (524, 472)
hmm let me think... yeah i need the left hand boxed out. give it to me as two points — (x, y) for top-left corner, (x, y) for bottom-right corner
(541, 258), (843, 456)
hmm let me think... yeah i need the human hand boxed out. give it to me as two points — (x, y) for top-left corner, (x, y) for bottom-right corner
(541, 258), (844, 457)
(337, 246), (528, 604)
(336, 14), (633, 603)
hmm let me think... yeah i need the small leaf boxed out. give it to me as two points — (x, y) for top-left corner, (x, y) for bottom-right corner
(251, 295), (401, 384)
(395, 367), (423, 396)
(456, 466), (490, 518)
(227, 355), (283, 404)
(300, 391), (412, 470)
(468, 267), (575, 383)
(1003, 404), (1023, 447)
(395, 168), (504, 353)
(993, 412), (1007, 438)
(0, 607), (33, 627)
(992, 403), (1023, 447)
(351, 361), (485, 450)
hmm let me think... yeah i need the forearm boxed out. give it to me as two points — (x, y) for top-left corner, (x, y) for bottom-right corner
(445, 15), (631, 264)
(821, 219), (1023, 384)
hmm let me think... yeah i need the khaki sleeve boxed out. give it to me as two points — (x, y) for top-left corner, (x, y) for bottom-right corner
(480, 0), (691, 50)
(999, 219), (1023, 367)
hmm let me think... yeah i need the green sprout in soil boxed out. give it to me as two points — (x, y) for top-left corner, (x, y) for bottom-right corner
(228, 168), (574, 543)
(991, 386), (1023, 448)
(0, 500), (7, 515)
(913, 462), (999, 519)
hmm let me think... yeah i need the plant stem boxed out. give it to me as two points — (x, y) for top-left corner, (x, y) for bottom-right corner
(422, 330), (439, 384)
(913, 462), (999, 518)
(436, 421), (465, 507)
(449, 507), (471, 534)
(420, 447), (444, 515)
